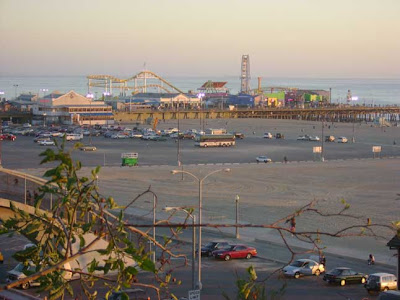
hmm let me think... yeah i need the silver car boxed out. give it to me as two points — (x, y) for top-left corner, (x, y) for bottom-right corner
(283, 259), (325, 278)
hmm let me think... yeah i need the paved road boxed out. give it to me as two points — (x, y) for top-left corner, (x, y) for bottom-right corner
(2, 132), (400, 169)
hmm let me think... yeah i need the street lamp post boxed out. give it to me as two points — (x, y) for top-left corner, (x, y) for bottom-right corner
(171, 168), (231, 290)
(321, 116), (325, 162)
(163, 206), (196, 289)
(145, 195), (157, 264)
(235, 195), (240, 239)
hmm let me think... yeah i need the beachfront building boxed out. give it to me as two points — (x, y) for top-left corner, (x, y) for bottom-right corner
(125, 93), (201, 110)
(32, 90), (113, 125)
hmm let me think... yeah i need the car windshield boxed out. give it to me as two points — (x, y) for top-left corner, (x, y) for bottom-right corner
(368, 275), (379, 282)
(329, 269), (344, 275)
(14, 263), (25, 272)
(290, 261), (304, 267)
(204, 242), (217, 248)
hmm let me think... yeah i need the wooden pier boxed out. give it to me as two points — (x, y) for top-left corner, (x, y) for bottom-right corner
(114, 106), (400, 123)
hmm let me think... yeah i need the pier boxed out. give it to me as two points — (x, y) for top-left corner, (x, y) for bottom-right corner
(114, 106), (400, 123)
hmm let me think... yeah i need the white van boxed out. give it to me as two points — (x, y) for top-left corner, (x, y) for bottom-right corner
(66, 133), (83, 141)
(365, 273), (398, 292)
(264, 132), (273, 139)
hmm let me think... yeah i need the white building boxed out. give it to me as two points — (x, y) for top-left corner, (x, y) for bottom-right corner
(32, 91), (114, 125)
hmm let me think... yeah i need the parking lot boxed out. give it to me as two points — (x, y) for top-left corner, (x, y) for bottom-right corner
(2, 118), (400, 169)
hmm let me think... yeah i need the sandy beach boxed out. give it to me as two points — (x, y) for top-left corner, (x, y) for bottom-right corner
(19, 118), (400, 267)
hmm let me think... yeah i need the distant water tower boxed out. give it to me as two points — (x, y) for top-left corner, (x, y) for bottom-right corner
(240, 55), (251, 94)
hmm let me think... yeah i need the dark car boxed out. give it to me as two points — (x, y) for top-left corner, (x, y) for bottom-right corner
(212, 244), (257, 261)
(200, 242), (230, 257)
(323, 267), (366, 286)
(233, 132), (245, 139)
(275, 133), (284, 139)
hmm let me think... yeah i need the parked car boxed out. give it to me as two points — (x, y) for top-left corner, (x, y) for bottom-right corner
(297, 135), (310, 141)
(112, 133), (129, 139)
(199, 242), (230, 257)
(256, 156), (272, 163)
(377, 291), (400, 300)
(323, 267), (366, 286)
(325, 135), (335, 142)
(283, 259), (325, 278)
(80, 145), (97, 151)
(7, 261), (72, 290)
(337, 137), (348, 143)
(34, 137), (51, 143)
(309, 136), (320, 141)
(264, 132), (273, 139)
(151, 136), (167, 142)
(0, 134), (16, 141)
(212, 245), (257, 261)
(131, 132), (143, 139)
(104, 288), (146, 300)
(233, 132), (245, 139)
(365, 273), (398, 292)
(38, 140), (55, 146)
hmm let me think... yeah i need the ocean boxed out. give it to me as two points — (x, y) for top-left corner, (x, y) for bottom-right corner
(0, 75), (399, 105)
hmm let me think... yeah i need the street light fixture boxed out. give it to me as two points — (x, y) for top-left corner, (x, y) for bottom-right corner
(171, 168), (231, 290)
(40, 88), (49, 98)
(163, 206), (196, 289)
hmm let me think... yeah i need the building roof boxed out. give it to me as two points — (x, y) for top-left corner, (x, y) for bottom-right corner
(201, 82), (227, 88)
(387, 234), (400, 249)
(18, 94), (37, 101)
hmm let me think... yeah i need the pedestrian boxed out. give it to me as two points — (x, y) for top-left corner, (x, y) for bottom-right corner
(319, 254), (326, 268)
(283, 156), (288, 164)
(14, 178), (19, 185)
(393, 140), (396, 145)
(286, 217), (296, 232)
(368, 254), (375, 265)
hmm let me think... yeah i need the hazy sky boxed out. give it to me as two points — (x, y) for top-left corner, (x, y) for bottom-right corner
(1, 0), (399, 78)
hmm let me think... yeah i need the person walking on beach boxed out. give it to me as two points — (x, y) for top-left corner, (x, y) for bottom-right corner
(368, 254), (375, 265)
(283, 156), (288, 164)
(286, 217), (296, 232)
(319, 254), (326, 268)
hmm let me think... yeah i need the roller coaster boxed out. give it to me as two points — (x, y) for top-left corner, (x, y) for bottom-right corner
(87, 70), (184, 96)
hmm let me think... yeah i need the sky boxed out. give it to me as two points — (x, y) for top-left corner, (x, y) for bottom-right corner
(1, 0), (399, 78)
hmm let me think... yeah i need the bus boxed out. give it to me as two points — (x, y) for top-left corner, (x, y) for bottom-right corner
(195, 134), (235, 148)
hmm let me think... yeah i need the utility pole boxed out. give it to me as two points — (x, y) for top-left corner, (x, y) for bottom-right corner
(235, 195), (240, 239)
(321, 116), (325, 162)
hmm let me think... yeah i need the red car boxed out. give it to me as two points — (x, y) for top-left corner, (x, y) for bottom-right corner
(0, 134), (16, 141)
(212, 244), (257, 261)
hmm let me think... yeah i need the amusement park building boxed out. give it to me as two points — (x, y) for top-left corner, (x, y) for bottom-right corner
(125, 93), (201, 110)
(32, 91), (113, 125)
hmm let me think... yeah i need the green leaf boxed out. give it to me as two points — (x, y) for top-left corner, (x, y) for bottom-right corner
(125, 266), (138, 276)
(140, 259), (156, 273)
(79, 235), (85, 249)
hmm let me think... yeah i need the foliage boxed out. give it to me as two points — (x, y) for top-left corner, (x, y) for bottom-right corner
(0, 141), (182, 299)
